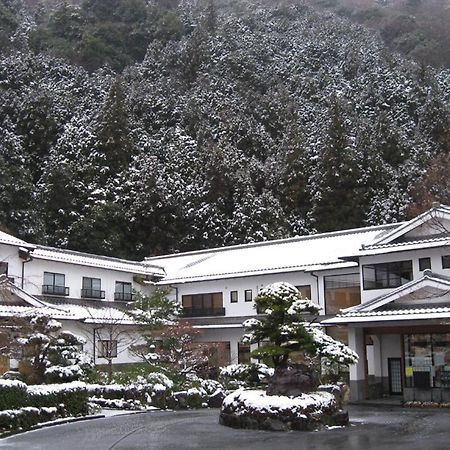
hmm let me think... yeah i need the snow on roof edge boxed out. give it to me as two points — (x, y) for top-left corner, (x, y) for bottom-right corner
(145, 222), (400, 263)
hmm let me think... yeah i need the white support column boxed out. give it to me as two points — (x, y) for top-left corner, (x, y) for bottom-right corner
(230, 339), (239, 365)
(348, 327), (366, 401)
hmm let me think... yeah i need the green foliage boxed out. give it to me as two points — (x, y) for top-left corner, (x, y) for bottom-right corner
(0, 381), (28, 410)
(243, 283), (321, 368)
(28, 385), (89, 416)
(0, 406), (65, 435)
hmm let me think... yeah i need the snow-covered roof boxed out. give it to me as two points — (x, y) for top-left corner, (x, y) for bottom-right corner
(0, 230), (35, 250)
(322, 271), (450, 326)
(32, 246), (165, 277)
(146, 224), (398, 284)
(368, 204), (450, 248)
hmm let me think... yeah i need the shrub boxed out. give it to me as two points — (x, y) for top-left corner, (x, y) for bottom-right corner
(0, 380), (28, 410)
(27, 382), (89, 416)
(0, 406), (65, 434)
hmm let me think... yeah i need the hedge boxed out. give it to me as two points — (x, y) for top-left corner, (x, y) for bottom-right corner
(0, 380), (28, 411)
(28, 382), (89, 416)
(0, 406), (65, 435)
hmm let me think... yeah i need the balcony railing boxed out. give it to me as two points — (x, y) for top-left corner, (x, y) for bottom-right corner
(81, 288), (105, 299)
(182, 307), (226, 318)
(114, 292), (133, 301)
(42, 285), (69, 296)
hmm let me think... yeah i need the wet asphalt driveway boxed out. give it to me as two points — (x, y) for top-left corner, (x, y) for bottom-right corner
(1, 404), (450, 450)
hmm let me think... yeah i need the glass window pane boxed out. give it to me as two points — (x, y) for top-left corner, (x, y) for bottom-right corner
(54, 274), (65, 286)
(44, 272), (54, 285)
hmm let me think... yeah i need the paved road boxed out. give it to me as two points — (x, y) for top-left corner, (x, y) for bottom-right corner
(1, 405), (450, 450)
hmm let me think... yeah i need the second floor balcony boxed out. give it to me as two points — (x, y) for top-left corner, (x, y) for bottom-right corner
(42, 285), (69, 296)
(81, 288), (105, 299)
(114, 292), (133, 301)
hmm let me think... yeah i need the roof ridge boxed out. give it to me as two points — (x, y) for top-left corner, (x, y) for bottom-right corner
(145, 223), (400, 261)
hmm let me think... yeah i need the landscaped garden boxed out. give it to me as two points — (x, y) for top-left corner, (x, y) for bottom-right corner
(0, 284), (358, 436)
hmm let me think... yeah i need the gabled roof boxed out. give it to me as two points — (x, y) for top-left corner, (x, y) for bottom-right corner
(0, 277), (135, 324)
(0, 231), (35, 250)
(365, 204), (450, 248)
(322, 271), (450, 325)
(0, 276), (73, 319)
(147, 224), (398, 284)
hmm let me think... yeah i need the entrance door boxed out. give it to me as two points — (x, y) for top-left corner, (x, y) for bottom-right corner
(388, 358), (403, 395)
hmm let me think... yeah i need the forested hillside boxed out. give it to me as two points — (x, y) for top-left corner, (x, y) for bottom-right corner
(0, 0), (449, 259)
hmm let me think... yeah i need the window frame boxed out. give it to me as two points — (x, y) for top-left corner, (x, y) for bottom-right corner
(362, 260), (413, 290)
(114, 281), (133, 301)
(81, 277), (105, 299)
(230, 290), (238, 303)
(42, 271), (69, 296)
(442, 255), (450, 269)
(419, 257), (431, 272)
(97, 339), (118, 358)
(244, 289), (253, 302)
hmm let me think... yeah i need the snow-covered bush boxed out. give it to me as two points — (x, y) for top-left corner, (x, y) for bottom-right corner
(0, 406), (65, 435)
(0, 380), (28, 410)
(27, 382), (89, 416)
(219, 363), (274, 388)
(220, 389), (347, 431)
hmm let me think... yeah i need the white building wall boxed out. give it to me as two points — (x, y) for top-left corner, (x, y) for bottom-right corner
(0, 243), (24, 284)
(62, 320), (144, 365)
(360, 246), (450, 303)
(380, 334), (402, 376)
(164, 271), (322, 317)
(21, 257), (151, 301)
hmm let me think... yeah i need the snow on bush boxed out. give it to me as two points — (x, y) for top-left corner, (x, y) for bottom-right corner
(222, 389), (336, 417)
(0, 406), (64, 434)
(146, 372), (174, 391)
(0, 380), (28, 411)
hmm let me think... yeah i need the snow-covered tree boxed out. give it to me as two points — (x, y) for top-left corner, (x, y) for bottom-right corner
(242, 282), (358, 369)
(2, 312), (92, 384)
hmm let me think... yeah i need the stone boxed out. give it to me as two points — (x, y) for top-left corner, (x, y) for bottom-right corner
(208, 390), (225, 408)
(266, 363), (319, 396)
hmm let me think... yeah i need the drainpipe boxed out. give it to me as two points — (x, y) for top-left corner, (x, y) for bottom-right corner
(18, 247), (33, 289)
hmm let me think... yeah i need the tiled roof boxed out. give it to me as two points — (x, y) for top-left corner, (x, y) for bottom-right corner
(33, 246), (165, 277)
(0, 231), (35, 249)
(147, 224), (398, 284)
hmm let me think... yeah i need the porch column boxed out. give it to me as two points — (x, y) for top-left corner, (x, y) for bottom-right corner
(348, 327), (366, 401)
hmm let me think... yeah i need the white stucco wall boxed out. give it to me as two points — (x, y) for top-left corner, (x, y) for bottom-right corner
(21, 257), (151, 301)
(360, 246), (450, 303)
(380, 334), (402, 377)
(163, 270), (323, 317)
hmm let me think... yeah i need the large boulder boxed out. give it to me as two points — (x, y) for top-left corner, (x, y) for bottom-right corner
(266, 363), (319, 396)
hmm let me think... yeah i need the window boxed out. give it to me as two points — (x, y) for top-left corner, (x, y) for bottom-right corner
(324, 273), (360, 315)
(404, 333), (450, 389)
(42, 272), (69, 296)
(442, 255), (450, 269)
(419, 257), (431, 271)
(363, 260), (413, 290)
(244, 290), (253, 302)
(114, 281), (132, 301)
(238, 342), (251, 364)
(230, 291), (238, 303)
(295, 285), (312, 300)
(182, 293), (224, 317)
(81, 277), (105, 299)
(97, 340), (117, 358)
(0, 262), (7, 276)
